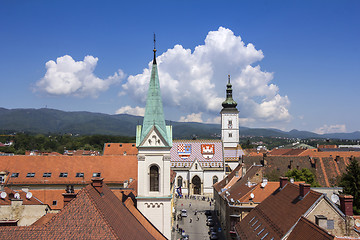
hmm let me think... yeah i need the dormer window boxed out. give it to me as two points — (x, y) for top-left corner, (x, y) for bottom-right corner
(43, 172), (52, 177)
(26, 173), (35, 177)
(93, 172), (101, 177)
(59, 172), (68, 178)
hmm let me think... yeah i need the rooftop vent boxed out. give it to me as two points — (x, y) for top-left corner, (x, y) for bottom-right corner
(26, 192), (32, 199)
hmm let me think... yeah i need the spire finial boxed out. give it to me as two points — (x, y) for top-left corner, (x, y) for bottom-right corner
(228, 74), (230, 84)
(153, 33), (157, 64)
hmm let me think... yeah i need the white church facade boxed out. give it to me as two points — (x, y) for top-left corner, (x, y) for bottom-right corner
(171, 75), (244, 197)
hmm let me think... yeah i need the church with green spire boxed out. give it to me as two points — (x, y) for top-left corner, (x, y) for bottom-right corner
(136, 41), (172, 240)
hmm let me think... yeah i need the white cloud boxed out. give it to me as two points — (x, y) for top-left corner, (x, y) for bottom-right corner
(121, 27), (291, 125)
(115, 105), (145, 116)
(179, 113), (203, 123)
(36, 55), (124, 97)
(314, 124), (347, 134)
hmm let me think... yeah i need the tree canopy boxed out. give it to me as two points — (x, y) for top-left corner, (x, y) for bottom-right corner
(339, 157), (360, 215)
(285, 168), (320, 187)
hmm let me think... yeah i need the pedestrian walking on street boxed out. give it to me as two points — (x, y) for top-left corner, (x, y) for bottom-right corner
(190, 218), (192, 223)
(176, 224), (179, 230)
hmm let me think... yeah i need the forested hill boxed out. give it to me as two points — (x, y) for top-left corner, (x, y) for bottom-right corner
(0, 108), (359, 139)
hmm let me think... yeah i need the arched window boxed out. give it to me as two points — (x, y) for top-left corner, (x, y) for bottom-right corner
(195, 163), (198, 170)
(177, 176), (183, 188)
(213, 176), (218, 185)
(150, 165), (159, 191)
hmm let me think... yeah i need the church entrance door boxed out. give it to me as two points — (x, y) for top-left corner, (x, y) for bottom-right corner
(192, 175), (201, 195)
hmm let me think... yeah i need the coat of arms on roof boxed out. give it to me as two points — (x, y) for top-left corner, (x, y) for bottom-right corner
(201, 144), (215, 159)
(178, 144), (191, 160)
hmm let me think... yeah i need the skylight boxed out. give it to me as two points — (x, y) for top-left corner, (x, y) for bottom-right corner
(93, 172), (101, 177)
(76, 172), (84, 178)
(43, 172), (52, 177)
(26, 173), (35, 177)
(59, 172), (68, 178)
(11, 173), (19, 178)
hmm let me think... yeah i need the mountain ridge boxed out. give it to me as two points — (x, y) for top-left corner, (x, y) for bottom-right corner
(0, 108), (359, 139)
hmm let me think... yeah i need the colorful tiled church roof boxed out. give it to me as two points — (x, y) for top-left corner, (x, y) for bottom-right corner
(171, 140), (223, 168)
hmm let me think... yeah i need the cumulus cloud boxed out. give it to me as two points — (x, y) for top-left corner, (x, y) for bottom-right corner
(314, 124), (347, 134)
(36, 55), (124, 97)
(121, 27), (291, 125)
(115, 105), (145, 116)
(179, 113), (204, 123)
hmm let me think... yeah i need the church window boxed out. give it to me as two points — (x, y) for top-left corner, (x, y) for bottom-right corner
(150, 165), (159, 191)
(195, 163), (198, 170)
(229, 133), (232, 138)
(213, 176), (218, 184)
(177, 176), (183, 187)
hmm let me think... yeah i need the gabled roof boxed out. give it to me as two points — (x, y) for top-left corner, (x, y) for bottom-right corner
(288, 216), (334, 240)
(0, 187), (43, 206)
(213, 163), (242, 192)
(0, 181), (158, 239)
(235, 183), (322, 239)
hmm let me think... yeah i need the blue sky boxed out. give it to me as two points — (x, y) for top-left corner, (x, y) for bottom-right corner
(0, 1), (359, 133)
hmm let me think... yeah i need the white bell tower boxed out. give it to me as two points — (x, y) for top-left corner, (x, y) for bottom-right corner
(136, 42), (172, 239)
(221, 75), (239, 148)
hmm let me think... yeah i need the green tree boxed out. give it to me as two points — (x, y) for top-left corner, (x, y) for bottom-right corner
(285, 168), (320, 187)
(339, 158), (360, 215)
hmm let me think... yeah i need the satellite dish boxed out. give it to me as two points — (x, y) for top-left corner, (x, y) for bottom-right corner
(26, 192), (32, 199)
(331, 194), (339, 204)
(250, 193), (255, 199)
(261, 182), (266, 188)
(355, 219), (360, 228)
(14, 193), (20, 199)
(290, 178), (294, 184)
(263, 178), (268, 184)
(0, 192), (7, 199)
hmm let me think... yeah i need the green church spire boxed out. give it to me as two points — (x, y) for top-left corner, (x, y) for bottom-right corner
(222, 75), (238, 109)
(137, 37), (171, 146)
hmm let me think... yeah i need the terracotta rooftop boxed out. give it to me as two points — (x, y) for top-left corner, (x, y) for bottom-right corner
(103, 143), (138, 155)
(287, 216), (334, 240)
(0, 155), (138, 185)
(0, 187), (43, 206)
(0, 180), (158, 239)
(235, 182), (322, 239)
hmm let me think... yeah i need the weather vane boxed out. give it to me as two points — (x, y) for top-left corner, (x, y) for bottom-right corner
(153, 33), (156, 50)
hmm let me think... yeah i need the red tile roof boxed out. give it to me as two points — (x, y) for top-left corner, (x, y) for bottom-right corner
(235, 183), (322, 239)
(287, 216), (334, 240)
(0, 187), (43, 206)
(0, 155), (138, 185)
(0, 181), (158, 239)
(103, 143), (138, 155)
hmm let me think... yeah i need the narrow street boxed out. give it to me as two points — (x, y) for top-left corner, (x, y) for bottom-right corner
(172, 196), (225, 240)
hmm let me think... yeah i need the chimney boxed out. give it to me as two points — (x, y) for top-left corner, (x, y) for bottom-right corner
(339, 195), (353, 216)
(62, 185), (76, 206)
(299, 183), (311, 198)
(241, 164), (246, 177)
(280, 177), (288, 189)
(92, 177), (104, 195)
